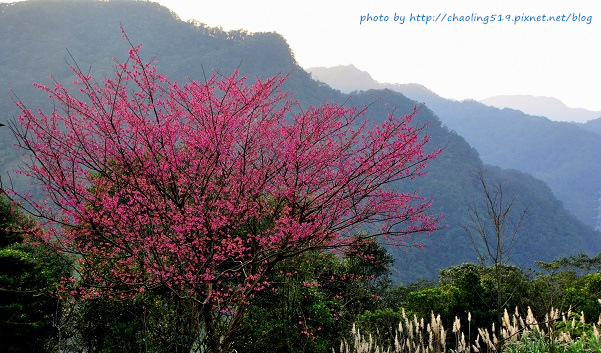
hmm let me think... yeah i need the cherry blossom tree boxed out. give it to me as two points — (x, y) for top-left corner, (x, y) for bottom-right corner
(8, 38), (439, 351)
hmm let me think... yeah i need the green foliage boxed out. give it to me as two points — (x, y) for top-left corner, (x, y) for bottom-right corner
(232, 239), (393, 353)
(561, 273), (601, 322)
(349, 257), (601, 353)
(502, 322), (601, 353)
(389, 263), (530, 331)
(65, 298), (147, 353)
(530, 255), (601, 321)
(354, 308), (409, 350)
(537, 253), (601, 275)
(59, 291), (201, 353)
(0, 195), (70, 353)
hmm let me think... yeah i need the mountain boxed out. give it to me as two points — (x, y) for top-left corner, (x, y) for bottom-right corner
(481, 95), (601, 123)
(400, 95), (601, 232)
(0, 0), (337, 193)
(307, 65), (601, 124)
(310, 65), (601, 230)
(579, 118), (601, 136)
(348, 89), (601, 283)
(308, 64), (379, 92)
(1, 0), (599, 284)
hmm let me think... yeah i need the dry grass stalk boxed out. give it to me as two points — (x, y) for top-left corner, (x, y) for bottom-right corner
(339, 306), (601, 353)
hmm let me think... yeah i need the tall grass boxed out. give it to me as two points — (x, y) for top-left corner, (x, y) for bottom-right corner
(338, 307), (601, 353)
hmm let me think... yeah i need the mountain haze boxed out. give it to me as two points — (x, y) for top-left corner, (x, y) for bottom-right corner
(310, 64), (601, 231)
(308, 64), (379, 92)
(1, 0), (599, 283)
(481, 95), (601, 123)
(308, 65), (601, 123)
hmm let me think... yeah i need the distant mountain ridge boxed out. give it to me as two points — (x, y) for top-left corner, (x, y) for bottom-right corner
(309, 64), (601, 229)
(1, 0), (599, 283)
(581, 118), (601, 136)
(481, 95), (601, 123)
(308, 65), (601, 123)
(308, 65), (378, 92)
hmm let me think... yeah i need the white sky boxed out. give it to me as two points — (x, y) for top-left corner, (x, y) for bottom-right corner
(3, 0), (601, 111)
(155, 0), (601, 112)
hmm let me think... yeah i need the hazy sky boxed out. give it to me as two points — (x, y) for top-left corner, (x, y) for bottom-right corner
(153, 0), (600, 112)
(2, 0), (599, 111)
